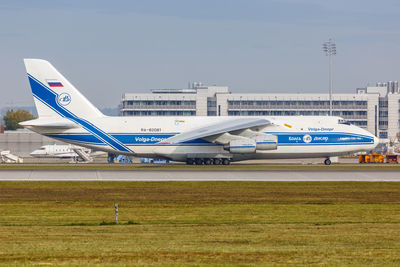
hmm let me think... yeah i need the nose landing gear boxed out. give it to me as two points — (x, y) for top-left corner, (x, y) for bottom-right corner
(324, 158), (331, 165)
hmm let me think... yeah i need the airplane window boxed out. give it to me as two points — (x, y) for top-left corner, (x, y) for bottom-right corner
(338, 119), (351, 125)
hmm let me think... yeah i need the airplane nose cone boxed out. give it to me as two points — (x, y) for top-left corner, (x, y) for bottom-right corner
(30, 151), (41, 157)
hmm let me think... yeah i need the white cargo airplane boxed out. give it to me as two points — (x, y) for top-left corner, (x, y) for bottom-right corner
(20, 59), (378, 165)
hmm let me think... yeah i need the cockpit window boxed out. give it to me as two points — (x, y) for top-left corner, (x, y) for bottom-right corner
(338, 119), (351, 125)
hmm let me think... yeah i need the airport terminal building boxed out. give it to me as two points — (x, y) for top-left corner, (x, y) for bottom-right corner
(121, 82), (400, 142)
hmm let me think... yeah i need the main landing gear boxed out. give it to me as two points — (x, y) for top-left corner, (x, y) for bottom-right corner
(186, 158), (230, 165)
(324, 158), (331, 165)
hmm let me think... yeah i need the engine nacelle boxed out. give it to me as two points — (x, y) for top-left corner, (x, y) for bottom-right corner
(228, 138), (256, 154)
(254, 134), (278, 150)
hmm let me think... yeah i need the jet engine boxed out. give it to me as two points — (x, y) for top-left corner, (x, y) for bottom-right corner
(210, 131), (278, 154)
(253, 134), (278, 150)
(227, 138), (256, 153)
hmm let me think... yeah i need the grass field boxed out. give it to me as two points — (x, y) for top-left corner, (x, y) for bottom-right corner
(1, 181), (400, 266)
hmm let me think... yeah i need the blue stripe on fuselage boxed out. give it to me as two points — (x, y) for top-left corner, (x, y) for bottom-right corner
(45, 133), (104, 145)
(44, 132), (374, 147)
(273, 132), (374, 145)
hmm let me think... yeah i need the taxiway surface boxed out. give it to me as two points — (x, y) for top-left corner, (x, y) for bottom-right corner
(0, 170), (399, 181)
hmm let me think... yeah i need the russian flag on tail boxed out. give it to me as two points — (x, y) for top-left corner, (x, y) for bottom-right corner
(48, 81), (63, 87)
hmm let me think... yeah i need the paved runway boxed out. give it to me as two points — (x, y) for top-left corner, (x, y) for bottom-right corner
(0, 170), (399, 181)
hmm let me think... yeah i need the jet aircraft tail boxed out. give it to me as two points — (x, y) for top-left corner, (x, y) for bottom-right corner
(23, 59), (103, 119)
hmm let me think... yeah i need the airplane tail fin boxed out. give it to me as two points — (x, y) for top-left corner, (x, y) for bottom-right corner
(23, 59), (104, 119)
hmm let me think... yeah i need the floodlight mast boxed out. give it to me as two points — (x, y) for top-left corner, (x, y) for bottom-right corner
(322, 39), (336, 116)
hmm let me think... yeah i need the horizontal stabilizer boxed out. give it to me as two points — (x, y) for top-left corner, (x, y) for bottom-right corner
(19, 118), (79, 129)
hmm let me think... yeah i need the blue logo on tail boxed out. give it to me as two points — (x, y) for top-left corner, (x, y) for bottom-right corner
(57, 93), (71, 106)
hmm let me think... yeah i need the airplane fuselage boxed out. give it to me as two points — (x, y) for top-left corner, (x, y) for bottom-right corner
(28, 115), (378, 162)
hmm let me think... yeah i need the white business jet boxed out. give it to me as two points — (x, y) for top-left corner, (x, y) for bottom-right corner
(30, 144), (104, 162)
(20, 59), (378, 165)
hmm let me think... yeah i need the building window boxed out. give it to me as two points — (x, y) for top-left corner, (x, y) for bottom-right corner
(379, 111), (388, 117)
(379, 100), (388, 108)
(207, 101), (216, 107)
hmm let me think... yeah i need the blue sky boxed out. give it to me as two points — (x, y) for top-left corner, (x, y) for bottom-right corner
(1, 0), (400, 108)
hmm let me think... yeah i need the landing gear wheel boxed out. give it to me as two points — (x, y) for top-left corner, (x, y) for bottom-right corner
(186, 158), (194, 165)
(324, 158), (331, 165)
(222, 159), (230, 165)
(195, 158), (203, 165)
(204, 158), (212, 165)
(213, 158), (221, 165)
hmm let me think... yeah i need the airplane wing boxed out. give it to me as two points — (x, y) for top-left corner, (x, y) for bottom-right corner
(158, 117), (271, 145)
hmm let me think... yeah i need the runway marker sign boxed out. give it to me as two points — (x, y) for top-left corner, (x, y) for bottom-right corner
(114, 203), (118, 224)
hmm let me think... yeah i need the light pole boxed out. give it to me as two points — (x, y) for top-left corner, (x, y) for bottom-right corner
(322, 38), (336, 116)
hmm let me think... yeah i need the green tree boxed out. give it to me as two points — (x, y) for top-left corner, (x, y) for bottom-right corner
(3, 109), (35, 130)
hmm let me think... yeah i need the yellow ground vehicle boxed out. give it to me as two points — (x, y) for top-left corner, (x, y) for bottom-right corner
(359, 153), (399, 163)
